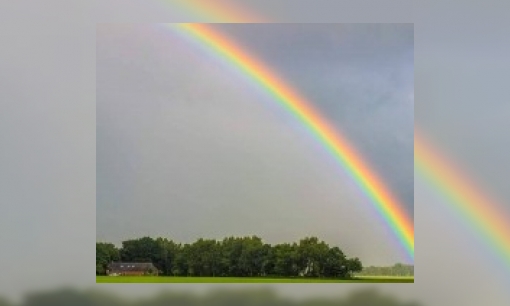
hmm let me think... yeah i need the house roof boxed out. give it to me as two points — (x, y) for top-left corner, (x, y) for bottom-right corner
(108, 262), (156, 272)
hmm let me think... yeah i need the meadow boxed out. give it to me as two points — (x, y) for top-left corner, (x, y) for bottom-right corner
(96, 276), (413, 283)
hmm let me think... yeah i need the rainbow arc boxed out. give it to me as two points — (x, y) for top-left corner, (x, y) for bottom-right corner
(164, 23), (414, 260)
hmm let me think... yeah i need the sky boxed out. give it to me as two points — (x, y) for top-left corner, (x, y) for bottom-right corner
(2, 1), (510, 305)
(96, 23), (414, 265)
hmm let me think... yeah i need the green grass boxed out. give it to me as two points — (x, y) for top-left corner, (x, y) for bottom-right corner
(96, 276), (413, 283)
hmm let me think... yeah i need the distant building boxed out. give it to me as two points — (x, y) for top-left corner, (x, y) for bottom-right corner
(106, 262), (158, 276)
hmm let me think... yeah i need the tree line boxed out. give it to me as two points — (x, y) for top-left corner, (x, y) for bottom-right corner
(356, 263), (414, 277)
(97, 236), (363, 278)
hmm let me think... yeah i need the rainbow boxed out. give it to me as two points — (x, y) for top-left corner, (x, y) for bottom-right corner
(162, 23), (414, 260)
(163, 0), (265, 22)
(158, 0), (510, 271)
(415, 130), (510, 267)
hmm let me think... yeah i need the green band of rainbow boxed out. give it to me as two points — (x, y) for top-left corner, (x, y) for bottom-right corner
(164, 23), (414, 259)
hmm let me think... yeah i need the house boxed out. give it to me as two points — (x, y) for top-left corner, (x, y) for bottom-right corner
(106, 262), (158, 276)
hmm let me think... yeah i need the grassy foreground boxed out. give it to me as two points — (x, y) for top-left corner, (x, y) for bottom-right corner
(96, 276), (413, 283)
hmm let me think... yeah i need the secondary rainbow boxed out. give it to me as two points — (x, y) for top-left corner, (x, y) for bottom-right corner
(163, 23), (414, 259)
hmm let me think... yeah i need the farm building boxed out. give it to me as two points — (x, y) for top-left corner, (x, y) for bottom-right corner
(106, 262), (158, 276)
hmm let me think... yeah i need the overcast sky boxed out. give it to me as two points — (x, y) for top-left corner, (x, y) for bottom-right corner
(96, 23), (414, 265)
(3, 1), (510, 304)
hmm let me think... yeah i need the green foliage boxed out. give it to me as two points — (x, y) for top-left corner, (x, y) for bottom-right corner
(322, 247), (347, 277)
(345, 257), (363, 277)
(95, 243), (119, 275)
(120, 237), (157, 263)
(98, 236), (371, 278)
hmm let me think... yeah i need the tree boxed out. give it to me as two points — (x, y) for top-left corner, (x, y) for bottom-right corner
(153, 238), (179, 276)
(220, 237), (244, 276)
(345, 257), (363, 277)
(120, 237), (158, 263)
(173, 244), (190, 276)
(237, 236), (265, 277)
(273, 243), (299, 277)
(120, 237), (176, 275)
(187, 238), (220, 276)
(261, 243), (275, 276)
(102, 235), (364, 279)
(96, 243), (119, 275)
(322, 246), (347, 277)
(296, 237), (330, 277)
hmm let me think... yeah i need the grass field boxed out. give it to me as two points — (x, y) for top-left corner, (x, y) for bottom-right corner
(96, 276), (413, 283)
